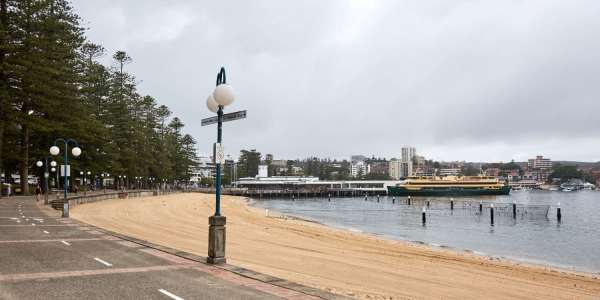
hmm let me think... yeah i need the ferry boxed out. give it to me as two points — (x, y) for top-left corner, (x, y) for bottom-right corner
(387, 176), (510, 197)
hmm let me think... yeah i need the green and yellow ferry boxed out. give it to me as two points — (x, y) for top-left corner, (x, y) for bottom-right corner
(387, 176), (510, 197)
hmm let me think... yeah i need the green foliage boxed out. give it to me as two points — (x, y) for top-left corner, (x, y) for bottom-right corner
(549, 165), (585, 183)
(0, 0), (197, 194)
(237, 149), (261, 178)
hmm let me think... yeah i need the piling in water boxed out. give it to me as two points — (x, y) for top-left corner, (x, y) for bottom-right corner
(377, 195), (380, 202)
(328, 193), (331, 202)
(392, 197), (395, 204)
(422, 207), (426, 225)
(427, 200), (430, 207)
(450, 198), (454, 210)
(512, 202), (517, 219)
(490, 204), (495, 226)
(557, 202), (562, 222)
(408, 196), (411, 205)
(479, 201), (483, 213)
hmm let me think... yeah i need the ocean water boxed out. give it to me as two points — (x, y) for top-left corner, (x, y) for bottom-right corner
(250, 190), (600, 273)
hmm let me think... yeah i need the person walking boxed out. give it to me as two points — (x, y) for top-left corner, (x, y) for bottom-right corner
(35, 184), (42, 202)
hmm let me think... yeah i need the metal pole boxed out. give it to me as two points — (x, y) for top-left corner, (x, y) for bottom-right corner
(44, 157), (49, 204)
(63, 141), (69, 218)
(215, 106), (223, 216)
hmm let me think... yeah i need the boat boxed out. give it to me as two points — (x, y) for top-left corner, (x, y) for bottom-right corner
(387, 176), (510, 197)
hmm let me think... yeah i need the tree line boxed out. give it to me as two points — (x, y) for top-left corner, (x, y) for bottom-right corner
(0, 0), (198, 195)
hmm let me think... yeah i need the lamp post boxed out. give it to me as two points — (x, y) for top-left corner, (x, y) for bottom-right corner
(50, 139), (81, 218)
(35, 158), (57, 204)
(205, 67), (235, 264)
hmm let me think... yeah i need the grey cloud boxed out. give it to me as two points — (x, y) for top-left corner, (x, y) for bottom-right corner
(72, 0), (600, 162)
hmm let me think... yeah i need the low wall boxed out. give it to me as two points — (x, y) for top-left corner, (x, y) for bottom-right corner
(49, 190), (181, 210)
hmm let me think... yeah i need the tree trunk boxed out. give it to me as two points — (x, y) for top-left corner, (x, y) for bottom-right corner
(19, 124), (29, 195)
(0, 0), (6, 198)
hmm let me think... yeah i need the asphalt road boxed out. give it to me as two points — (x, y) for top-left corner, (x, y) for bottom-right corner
(0, 196), (324, 300)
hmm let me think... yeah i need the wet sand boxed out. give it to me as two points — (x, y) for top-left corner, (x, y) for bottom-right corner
(71, 193), (600, 299)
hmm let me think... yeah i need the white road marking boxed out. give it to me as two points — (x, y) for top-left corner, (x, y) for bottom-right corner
(94, 257), (113, 267)
(61, 241), (71, 246)
(31, 223), (35, 226)
(43, 230), (49, 234)
(158, 289), (185, 300)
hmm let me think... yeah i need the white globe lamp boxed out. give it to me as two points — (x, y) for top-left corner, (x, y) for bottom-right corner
(213, 84), (235, 106)
(206, 95), (219, 113)
(36, 161), (43, 167)
(51, 167), (56, 172)
(50, 146), (60, 156)
(50, 161), (57, 167)
(72, 147), (81, 157)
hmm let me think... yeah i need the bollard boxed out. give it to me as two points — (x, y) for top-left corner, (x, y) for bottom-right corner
(450, 198), (454, 210)
(265, 209), (269, 217)
(479, 201), (483, 213)
(377, 194), (380, 202)
(328, 193), (331, 202)
(512, 201), (517, 219)
(490, 203), (494, 226)
(557, 202), (562, 222)
(422, 207), (426, 225)
(427, 200), (430, 207)
(408, 196), (411, 205)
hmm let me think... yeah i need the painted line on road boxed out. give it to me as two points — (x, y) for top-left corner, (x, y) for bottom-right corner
(94, 257), (113, 267)
(43, 230), (49, 234)
(61, 241), (71, 246)
(0, 224), (79, 227)
(0, 238), (103, 244)
(158, 289), (185, 300)
(0, 264), (197, 282)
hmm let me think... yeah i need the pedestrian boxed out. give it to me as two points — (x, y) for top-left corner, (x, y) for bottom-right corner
(35, 184), (42, 202)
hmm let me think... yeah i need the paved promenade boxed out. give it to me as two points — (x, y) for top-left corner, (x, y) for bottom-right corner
(0, 196), (340, 300)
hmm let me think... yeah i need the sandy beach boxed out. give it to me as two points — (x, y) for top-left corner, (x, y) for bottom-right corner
(71, 193), (600, 299)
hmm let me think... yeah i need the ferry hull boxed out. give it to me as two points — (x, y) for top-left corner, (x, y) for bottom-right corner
(387, 186), (511, 197)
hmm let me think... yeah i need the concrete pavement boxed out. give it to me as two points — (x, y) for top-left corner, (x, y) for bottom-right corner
(0, 197), (346, 300)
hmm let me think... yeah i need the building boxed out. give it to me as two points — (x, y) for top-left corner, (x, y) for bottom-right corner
(528, 155), (552, 170)
(265, 154), (273, 162)
(351, 155), (367, 163)
(350, 161), (370, 177)
(401, 147), (416, 162)
(189, 156), (216, 183)
(369, 160), (389, 176)
(484, 168), (502, 177)
(389, 159), (401, 179)
(258, 165), (268, 178)
(527, 155), (553, 182)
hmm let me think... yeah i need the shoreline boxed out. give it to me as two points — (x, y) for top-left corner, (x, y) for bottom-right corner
(248, 196), (600, 276)
(71, 193), (600, 299)
(251, 197), (598, 277)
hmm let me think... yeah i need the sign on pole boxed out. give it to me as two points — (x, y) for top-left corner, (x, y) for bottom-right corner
(213, 143), (225, 164)
(202, 110), (247, 126)
(60, 165), (71, 177)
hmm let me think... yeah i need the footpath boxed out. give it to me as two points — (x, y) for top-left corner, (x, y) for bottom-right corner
(0, 195), (347, 300)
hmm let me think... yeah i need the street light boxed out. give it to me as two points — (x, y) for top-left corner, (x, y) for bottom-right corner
(50, 138), (81, 218)
(205, 67), (235, 264)
(36, 158), (56, 204)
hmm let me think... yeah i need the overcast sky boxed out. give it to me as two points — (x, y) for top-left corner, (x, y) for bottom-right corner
(71, 0), (600, 162)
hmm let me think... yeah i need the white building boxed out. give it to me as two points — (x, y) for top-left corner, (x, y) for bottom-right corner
(528, 155), (552, 170)
(258, 165), (268, 178)
(401, 147), (416, 162)
(351, 161), (370, 177)
(189, 156), (215, 183)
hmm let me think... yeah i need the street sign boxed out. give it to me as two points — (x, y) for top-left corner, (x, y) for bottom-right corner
(201, 110), (247, 126)
(213, 143), (225, 164)
(60, 165), (70, 177)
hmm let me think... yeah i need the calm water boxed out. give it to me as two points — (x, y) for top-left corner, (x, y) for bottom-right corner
(250, 190), (600, 273)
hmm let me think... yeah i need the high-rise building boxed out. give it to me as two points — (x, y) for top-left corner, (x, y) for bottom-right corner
(528, 155), (552, 170)
(389, 159), (401, 179)
(401, 147), (416, 162)
(350, 161), (370, 177)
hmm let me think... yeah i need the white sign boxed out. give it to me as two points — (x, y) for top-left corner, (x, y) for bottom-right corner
(213, 143), (225, 164)
(60, 165), (71, 177)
